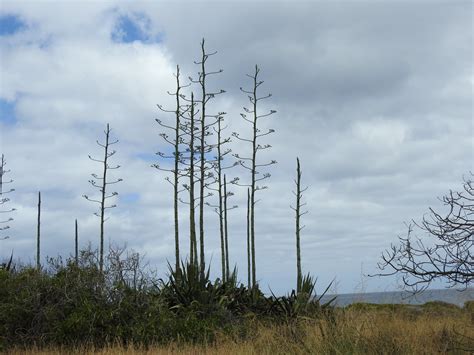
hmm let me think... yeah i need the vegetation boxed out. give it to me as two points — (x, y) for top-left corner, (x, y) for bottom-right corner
(1, 252), (472, 353)
(0, 39), (472, 353)
(0, 247), (335, 351)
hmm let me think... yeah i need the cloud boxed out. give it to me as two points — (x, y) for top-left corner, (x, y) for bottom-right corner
(352, 119), (407, 151)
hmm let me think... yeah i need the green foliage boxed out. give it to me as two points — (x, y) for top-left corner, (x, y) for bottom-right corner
(0, 250), (335, 351)
(269, 273), (335, 320)
(1, 249), (167, 349)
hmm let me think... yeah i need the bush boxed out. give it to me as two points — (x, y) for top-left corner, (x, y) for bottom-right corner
(0, 247), (334, 351)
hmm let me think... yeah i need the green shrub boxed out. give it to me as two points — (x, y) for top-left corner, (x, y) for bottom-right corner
(0, 248), (333, 351)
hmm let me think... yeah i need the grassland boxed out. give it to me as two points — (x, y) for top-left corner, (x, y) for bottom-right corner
(2, 250), (473, 354)
(7, 302), (474, 354)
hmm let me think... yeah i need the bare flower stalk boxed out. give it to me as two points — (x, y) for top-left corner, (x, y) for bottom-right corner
(36, 191), (41, 270)
(83, 123), (122, 273)
(224, 174), (232, 280)
(290, 158), (308, 293)
(189, 38), (225, 277)
(0, 154), (15, 241)
(153, 65), (189, 273)
(206, 114), (238, 282)
(247, 188), (251, 289)
(187, 93), (199, 266)
(75, 219), (79, 265)
(233, 65), (276, 289)
(217, 118), (226, 280)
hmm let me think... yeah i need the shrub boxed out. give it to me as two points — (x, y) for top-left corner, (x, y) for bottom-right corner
(0, 247), (334, 351)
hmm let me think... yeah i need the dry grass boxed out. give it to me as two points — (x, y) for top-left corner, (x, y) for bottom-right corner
(8, 305), (474, 355)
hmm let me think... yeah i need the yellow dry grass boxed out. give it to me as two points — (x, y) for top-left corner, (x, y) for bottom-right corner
(7, 306), (474, 355)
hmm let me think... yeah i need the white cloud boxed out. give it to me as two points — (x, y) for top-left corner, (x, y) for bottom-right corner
(353, 119), (407, 151)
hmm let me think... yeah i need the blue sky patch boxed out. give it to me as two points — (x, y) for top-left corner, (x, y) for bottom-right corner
(121, 192), (140, 204)
(0, 99), (17, 125)
(111, 13), (162, 44)
(0, 14), (26, 36)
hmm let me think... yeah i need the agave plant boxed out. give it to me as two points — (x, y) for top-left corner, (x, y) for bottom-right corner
(162, 261), (210, 308)
(162, 262), (271, 318)
(269, 273), (336, 320)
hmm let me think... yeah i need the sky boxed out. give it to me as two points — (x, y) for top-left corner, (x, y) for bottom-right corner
(0, 0), (472, 294)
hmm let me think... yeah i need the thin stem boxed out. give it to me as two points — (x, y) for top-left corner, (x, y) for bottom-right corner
(36, 191), (41, 270)
(75, 219), (79, 265)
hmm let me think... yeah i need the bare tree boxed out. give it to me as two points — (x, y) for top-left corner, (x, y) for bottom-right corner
(189, 38), (225, 277)
(83, 123), (122, 273)
(233, 65), (276, 289)
(0, 154), (15, 241)
(153, 65), (189, 273)
(36, 191), (41, 270)
(290, 158), (308, 293)
(376, 174), (474, 292)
